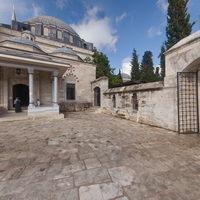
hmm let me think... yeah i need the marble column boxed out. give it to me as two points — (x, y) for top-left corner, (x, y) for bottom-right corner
(28, 68), (34, 108)
(52, 71), (59, 107)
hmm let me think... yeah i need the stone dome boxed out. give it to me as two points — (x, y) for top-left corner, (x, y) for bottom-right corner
(24, 16), (78, 36)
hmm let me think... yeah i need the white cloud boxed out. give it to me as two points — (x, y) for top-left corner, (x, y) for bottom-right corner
(116, 12), (127, 23)
(55, 0), (69, 10)
(147, 26), (162, 38)
(0, 0), (45, 24)
(32, 3), (45, 17)
(71, 6), (118, 51)
(121, 57), (131, 75)
(156, 0), (168, 13)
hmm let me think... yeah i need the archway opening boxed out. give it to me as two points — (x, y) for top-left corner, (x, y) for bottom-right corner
(94, 87), (101, 106)
(13, 84), (29, 107)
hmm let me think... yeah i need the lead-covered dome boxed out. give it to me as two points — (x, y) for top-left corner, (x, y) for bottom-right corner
(24, 16), (78, 36)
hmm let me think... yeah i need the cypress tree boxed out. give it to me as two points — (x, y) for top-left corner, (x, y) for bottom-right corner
(93, 51), (112, 78)
(130, 49), (140, 81)
(140, 51), (155, 83)
(159, 44), (166, 79)
(166, 0), (194, 49)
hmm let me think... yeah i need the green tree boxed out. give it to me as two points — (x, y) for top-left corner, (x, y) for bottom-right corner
(140, 51), (156, 83)
(110, 71), (123, 87)
(166, 0), (194, 49)
(93, 51), (122, 87)
(93, 51), (112, 78)
(159, 44), (166, 79)
(130, 49), (140, 81)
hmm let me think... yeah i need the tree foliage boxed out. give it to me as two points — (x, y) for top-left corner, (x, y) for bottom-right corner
(93, 51), (112, 78)
(131, 49), (140, 81)
(159, 44), (166, 79)
(93, 51), (122, 87)
(166, 0), (194, 49)
(140, 51), (157, 82)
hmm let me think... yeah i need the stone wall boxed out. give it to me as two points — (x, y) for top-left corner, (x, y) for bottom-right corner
(93, 77), (178, 131)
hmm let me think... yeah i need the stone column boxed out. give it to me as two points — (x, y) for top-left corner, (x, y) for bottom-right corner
(52, 71), (59, 107)
(28, 68), (34, 109)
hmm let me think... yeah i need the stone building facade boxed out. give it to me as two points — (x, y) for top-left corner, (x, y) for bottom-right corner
(94, 30), (200, 133)
(0, 13), (96, 117)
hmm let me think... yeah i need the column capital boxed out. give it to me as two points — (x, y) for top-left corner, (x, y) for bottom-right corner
(52, 71), (59, 77)
(28, 68), (34, 74)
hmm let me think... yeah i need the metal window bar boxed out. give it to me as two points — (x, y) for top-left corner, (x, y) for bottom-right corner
(177, 72), (199, 134)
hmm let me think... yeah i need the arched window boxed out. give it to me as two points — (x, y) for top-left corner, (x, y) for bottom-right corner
(112, 95), (116, 108)
(94, 87), (101, 106)
(132, 93), (138, 111)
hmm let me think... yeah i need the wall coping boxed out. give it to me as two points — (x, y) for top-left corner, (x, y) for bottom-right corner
(91, 76), (108, 83)
(104, 81), (164, 94)
(165, 30), (200, 55)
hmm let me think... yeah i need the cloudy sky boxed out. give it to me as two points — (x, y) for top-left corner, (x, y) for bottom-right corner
(0, 0), (200, 74)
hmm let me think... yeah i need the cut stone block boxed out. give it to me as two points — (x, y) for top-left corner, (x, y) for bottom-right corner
(108, 166), (136, 186)
(74, 168), (110, 186)
(84, 158), (101, 169)
(79, 182), (123, 200)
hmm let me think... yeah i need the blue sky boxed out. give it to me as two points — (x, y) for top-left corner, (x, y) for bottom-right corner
(0, 0), (200, 74)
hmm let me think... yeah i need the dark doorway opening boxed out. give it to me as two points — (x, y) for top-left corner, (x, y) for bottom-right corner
(94, 87), (101, 106)
(13, 84), (29, 107)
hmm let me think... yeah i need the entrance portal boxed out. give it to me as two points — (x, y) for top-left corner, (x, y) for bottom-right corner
(94, 87), (101, 106)
(13, 84), (29, 107)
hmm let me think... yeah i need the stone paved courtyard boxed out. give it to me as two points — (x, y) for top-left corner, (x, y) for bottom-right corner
(0, 110), (200, 200)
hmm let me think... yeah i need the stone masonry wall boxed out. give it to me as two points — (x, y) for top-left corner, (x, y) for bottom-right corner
(93, 78), (178, 131)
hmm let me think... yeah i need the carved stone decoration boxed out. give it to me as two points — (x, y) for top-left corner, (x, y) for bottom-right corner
(62, 66), (79, 82)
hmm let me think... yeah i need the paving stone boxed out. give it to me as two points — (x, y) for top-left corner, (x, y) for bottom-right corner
(54, 188), (79, 200)
(79, 182), (123, 200)
(99, 182), (123, 199)
(74, 168), (110, 186)
(52, 176), (74, 191)
(79, 184), (103, 200)
(0, 111), (200, 199)
(108, 166), (136, 186)
(55, 161), (85, 178)
(115, 197), (129, 200)
(84, 158), (101, 169)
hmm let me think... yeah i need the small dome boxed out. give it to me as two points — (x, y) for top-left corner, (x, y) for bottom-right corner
(9, 37), (41, 49)
(24, 16), (78, 36)
(52, 47), (76, 55)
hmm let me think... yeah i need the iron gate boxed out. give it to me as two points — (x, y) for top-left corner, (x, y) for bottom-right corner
(177, 72), (199, 134)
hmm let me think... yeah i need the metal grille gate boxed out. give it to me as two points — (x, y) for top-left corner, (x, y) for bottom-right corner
(177, 72), (199, 134)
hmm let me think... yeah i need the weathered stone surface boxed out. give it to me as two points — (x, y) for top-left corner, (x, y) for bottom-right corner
(0, 111), (200, 199)
(115, 197), (129, 200)
(74, 168), (110, 186)
(55, 161), (85, 178)
(108, 166), (136, 186)
(99, 182), (123, 199)
(79, 184), (103, 200)
(84, 158), (101, 169)
(79, 182), (123, 200)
